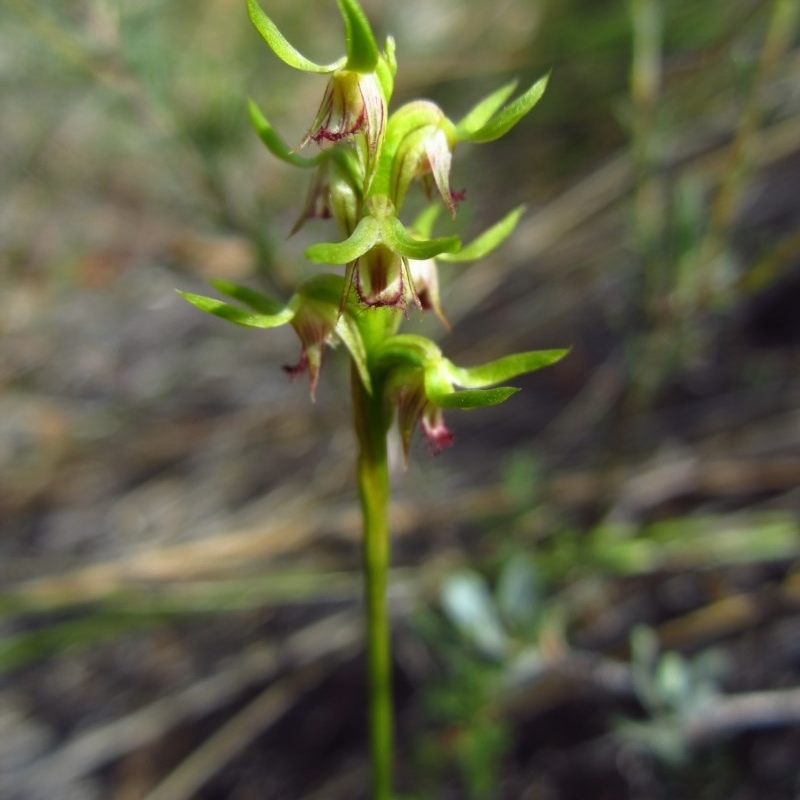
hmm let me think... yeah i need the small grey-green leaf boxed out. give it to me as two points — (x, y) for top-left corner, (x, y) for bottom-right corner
(247, 100), (321, 167)
(338, 0), (379, 72)
(496, 556), (540, 635)
(431, 387), (519, 410)
(381, 215), (460, 260)
(441, 570), (508, 659)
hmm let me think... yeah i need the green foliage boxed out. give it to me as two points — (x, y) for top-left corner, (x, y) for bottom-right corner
(413, 605), (511, 800)
(621, 625), (730, 764)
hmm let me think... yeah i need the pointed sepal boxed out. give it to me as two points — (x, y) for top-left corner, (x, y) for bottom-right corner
(338, 0), (379, 73)
(248, 100), (322, 168)
(456, 74), (548, 143)
(247, 0), (345, 73)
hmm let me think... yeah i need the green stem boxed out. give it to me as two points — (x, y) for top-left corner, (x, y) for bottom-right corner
(352, 362), (393, 800)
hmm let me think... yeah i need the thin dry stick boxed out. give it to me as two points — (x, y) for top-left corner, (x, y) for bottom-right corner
(141, 662), (339, 800)
(685, 687), (800, 745)
(1, 610), (360, 797)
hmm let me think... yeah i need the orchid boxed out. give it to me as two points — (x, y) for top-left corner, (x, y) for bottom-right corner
(179, 3), (562, 798)
(375, 335), (568, 456)
(178, 274), (369, 399)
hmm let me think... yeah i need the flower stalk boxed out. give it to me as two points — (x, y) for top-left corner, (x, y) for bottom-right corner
(180, 2), (565, 796)
(352, 362), (393, 800)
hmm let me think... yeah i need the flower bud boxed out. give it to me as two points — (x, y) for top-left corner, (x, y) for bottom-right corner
(383, 101), (458, 216)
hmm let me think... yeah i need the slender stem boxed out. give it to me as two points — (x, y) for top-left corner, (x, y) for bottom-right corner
(352, 363), (393, 800)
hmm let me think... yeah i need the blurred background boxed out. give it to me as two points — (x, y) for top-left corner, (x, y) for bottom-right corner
(2, 0), (800, 798)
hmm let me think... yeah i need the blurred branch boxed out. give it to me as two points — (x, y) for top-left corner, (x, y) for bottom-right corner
(504, 646), (800, 752)
(684, 687), (800, 744)
(708, 0), (800, 241)
(0, 609), (361, 797)
(141, 663), (331, 800)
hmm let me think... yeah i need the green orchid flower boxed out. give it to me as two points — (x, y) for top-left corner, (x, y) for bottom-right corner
(247, 0), (396, 187)
(370, 100), (460, 216)
(373, 334), (568, 455)
(178, 274), (370, 399)
(306, 195), (461, 311)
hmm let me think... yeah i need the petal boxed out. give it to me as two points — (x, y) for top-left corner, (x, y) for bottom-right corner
(424, 127), (456, 216)
(353, 245), (406, 308)
(408, 258), (449, 328)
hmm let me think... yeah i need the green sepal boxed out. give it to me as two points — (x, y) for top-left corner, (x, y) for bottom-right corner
(247, 0), (345, 73)
(305, 216), (381, 264)
(432, 386), (520, 409)
(375, 37), (397, 101)
(209, 278), (287, 315)
(446, 348), (569, 388)
(338, 0), (379, 73)
(305, 211), (460, 264)
(372, 333), (441, 371)
(457, 73), (548, 143)
(177, 289), (297, 329)
(381, 215), (460, 260)
(247, 100), (321, 168)
(440, 205), (525, 263)
(455, 79), (519, 137)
